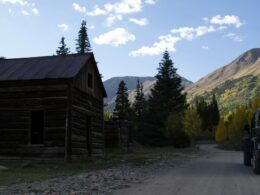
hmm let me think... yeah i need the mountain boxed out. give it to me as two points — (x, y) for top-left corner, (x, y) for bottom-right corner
(128, 77), (193, 103)
(104, 76), (155, 104)
(186, 48), (260, 113)
(104, 76), (193, 112)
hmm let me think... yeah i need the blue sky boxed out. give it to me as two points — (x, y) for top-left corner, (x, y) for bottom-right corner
(0, 0), (259, 82)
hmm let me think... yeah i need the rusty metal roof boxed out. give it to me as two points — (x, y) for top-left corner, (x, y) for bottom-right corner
(0, 53), (107, 97)
(0, 53), (92, 80)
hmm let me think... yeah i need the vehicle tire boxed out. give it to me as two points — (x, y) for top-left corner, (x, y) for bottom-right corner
(244, 151), (251, 166)
(252, 150), (260, 174)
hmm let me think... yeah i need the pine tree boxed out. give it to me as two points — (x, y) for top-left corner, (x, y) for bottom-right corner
(195, 96), (210, 131)
(148, 50), (186, 125)
(76, 20), (92, 54)
(211, 93), (220, 126)
(56, 37), (70, 56)
(143, 50), (186, 145)
(133, 79), (146, 120)
(114, 81), (130, 121)
(194, 94), (220, 132)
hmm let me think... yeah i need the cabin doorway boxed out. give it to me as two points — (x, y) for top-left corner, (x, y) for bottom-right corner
(86, 115), (92, 156)
(30, 110), (44, 145)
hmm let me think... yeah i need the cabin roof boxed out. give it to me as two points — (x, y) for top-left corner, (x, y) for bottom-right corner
(0, 53), (107, 97)
(0, 53), (93, 80)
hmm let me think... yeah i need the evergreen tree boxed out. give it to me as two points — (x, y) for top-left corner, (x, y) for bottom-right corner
(76, 20), (92, 54)
(195, 96), (210, 131)
(56, 37), (70, 56)
(114, 81), (130, 121)
(195, 94), (220, 132)
(211, 93), (220, 126)
(133, 79), (146, 120)
(143, 50), (186, 145)
(148, 50), (186, 125)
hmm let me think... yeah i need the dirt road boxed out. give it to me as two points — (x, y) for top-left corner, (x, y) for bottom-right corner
(114, 144), (260, 195)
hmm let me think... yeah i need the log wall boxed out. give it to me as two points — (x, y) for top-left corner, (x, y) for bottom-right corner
(71, 87), (104, 156)
(0, 82), (68, 157)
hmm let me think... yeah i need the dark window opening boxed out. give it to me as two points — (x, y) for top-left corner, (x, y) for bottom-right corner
(30, 110), (44, 145)
(86, 116), (92, 156)
(88, 73), (93, 88)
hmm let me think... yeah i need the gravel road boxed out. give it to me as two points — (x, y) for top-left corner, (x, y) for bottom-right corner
(114, 144), (260, 195)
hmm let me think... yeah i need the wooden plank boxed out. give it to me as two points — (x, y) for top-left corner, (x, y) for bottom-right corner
(72, 134), (86, 142)
(0, 84), (68, 92)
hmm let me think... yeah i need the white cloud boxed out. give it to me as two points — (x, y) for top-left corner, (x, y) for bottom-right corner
(129, 34), (180, 57)
(58, 24), (69, 32)
(171, 26), (215, 41)
(104, 0), (143, 15)
(223, 33), (243, 42)
(106, 14), (123, 26)
(201, 45), (209, 50)
(31, 8), (39, 15)
(144, 0), (156, 4)
(72, 3), (86, 13)
(209, 15), (243, 28)
(21, 9), (29, 15)
(94, 28), (136, 46)
(1, 0), (39, 15)
(86, 0), (155, 26)
(129, 14), (244, 57)
(0, 0), (28, 6)
(129, 17), (148, 26)
(87, 6), (107, 16)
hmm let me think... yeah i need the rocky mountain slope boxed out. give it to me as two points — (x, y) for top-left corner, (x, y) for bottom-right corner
(186, 48), (260, 112)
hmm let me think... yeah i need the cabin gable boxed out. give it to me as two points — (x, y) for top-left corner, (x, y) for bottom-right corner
(74, 57), (104, 101)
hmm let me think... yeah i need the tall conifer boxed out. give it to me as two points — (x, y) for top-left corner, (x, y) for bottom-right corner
(76, 20), (92, 54)
(148, 50), (186, 125)
(211, 93), (220, 126)
(56, 37), (70, 56)
(133, 79), (146, 120)
(114, 81), (130, 121)
(143, 50), (186, 145)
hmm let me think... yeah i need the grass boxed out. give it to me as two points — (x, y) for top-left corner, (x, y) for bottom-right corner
(0, 147), (196, 186)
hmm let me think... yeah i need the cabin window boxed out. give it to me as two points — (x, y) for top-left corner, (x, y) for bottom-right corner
(88, 73), (93, 88)
(30, 110), (44, 145)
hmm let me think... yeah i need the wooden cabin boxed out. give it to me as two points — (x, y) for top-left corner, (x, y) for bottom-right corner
(0, 53), (107, 160)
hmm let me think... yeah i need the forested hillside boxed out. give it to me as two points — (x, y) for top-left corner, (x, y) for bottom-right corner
(186, 48), (260, 113)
